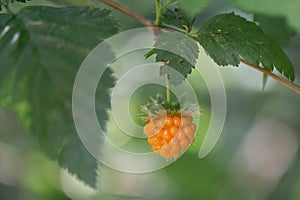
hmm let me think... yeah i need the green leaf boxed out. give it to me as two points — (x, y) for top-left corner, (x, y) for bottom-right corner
(198, 13), (295, 81)
(0, 6), (118, 187)
(161, 6), (194, 32)
(0, 0), (29, 10)
(149, 31), (199, 85)
(232, 0), (300, 32)
(154, 32), (199, 66)
(158, 50), (194, 85)
(177, 0), (210, 17)
(254, 14), (295, 47)
(1, 0), (30, 4)
(47, 0), (94, 6)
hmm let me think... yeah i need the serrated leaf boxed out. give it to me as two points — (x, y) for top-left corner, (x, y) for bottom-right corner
(0, 0), (29, 10)
(0, 6), (118, 187)
(254, 14), (295, 47)
(198, 13), (295, 81)
(161, 6), (194, 31)
(233, 0), (300, 32)
(158, 51), (194, 85)
(47, 0), (94, 6)
(1, 0), (30, 4)
(177, 0), (210, 17)
(155, 32), (198, 64)
(150, 31), (199, 85)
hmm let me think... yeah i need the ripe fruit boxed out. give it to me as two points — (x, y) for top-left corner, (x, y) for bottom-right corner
(141, 94), (200, 159)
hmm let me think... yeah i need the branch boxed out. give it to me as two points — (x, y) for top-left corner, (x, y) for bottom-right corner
(98, 0), (153, 27)
(240, 59), (300, 94)
(98, 0), (300, 95)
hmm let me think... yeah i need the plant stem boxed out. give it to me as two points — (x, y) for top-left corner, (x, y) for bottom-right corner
(154, 0), (162, 26)
(240, 59), (300, 94)
(165, 75), (171, 102)
(161, 0), (172, 9)
(98, 0), (153, 27)
(154, 0), (173, 26)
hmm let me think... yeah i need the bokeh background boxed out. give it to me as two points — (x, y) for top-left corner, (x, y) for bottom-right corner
(0, 0), (300, 199)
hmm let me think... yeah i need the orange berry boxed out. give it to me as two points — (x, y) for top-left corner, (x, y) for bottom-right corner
(186, 124), (196, 142)
(148, 136), (159, 149)
(152, 119), (164, 132)
(190, 123), (197, 133)
(181, 116), (192, 127)
(171, 145), (181, 158)
(186, 134), (194, 143)
(159, 147), (171, 159)
(143, 120), (163, 137)
(171, 138), (179, 146)
(161, 139), (168, 146)
(173, 116), (181, 127)
(177, 129), (186, 141)
(164, 116), (173, 127)
(161, 128), (169, 137)
(169, 126), (178, 137)
(147, 136), (156, 144)
(152, 144), (162, 151)
(143, 122), (153, 136)
(182, 126), (192, 137)
(180, 138), (189, 150)
(162, 134), (171, 144)
(144, 113), (197, 159)
(155, 118), (165, 127)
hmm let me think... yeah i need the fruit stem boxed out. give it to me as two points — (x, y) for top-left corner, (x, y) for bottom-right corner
(165, 75), (171, 102)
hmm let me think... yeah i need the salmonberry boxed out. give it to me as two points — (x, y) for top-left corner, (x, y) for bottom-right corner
(140, 94), (200, 159)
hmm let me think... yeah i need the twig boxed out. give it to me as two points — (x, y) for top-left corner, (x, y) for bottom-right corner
(240, 59), (300, 94)
(98, 0), (153, 27)
(98, 0), (300, 95)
